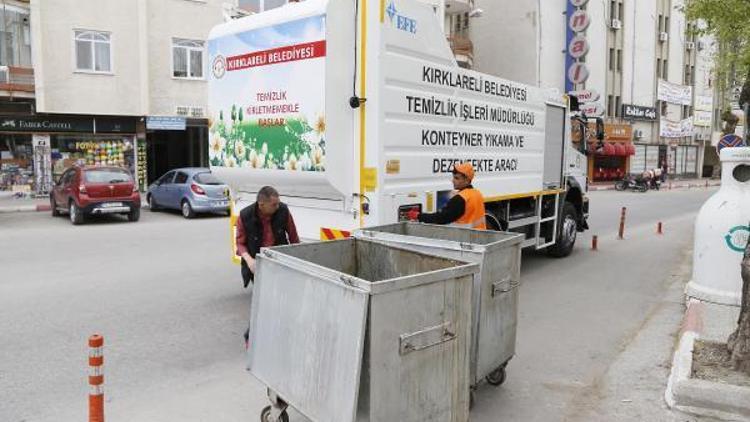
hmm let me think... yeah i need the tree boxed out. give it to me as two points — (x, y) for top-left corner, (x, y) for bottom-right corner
(685, 0), (750, 141)
(727, 235), (750, 374)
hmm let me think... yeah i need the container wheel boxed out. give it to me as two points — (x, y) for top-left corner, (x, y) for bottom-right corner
(486, 365), (507, 386)
(260, 406), (289, 422)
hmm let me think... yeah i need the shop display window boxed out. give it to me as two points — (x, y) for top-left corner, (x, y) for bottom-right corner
(51, 135), (136, 183)
(0, 134), (33, 191)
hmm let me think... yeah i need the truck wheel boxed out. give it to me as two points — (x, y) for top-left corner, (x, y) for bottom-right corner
(69, 201), (84, 225)
(260, 406), (289, 422)
(547, 202), (577, 258)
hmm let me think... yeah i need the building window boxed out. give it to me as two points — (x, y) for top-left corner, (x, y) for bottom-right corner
(657, 59), (662, 77)
(618, 2), (624, 23)
(658, 15), (664, 32)
(172, 38), (204, 79)
(662, 60), (668, 79)
(691, 65), (695, 85)
(608, 95), (614, 116)
(74, 30), (111, 73)
(617, 49), (622, 72)
(610, 0), (617, 19)
(615, 96), (622, 117)
(609, 48), (615, 71)
(660, 101), (668, 116)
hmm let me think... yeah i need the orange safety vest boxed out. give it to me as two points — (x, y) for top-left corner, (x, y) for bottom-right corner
(452, 188), (487, 230)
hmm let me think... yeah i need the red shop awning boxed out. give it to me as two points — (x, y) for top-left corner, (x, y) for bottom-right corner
(627, 144), (636, 155)
(614, 143), (627, 156)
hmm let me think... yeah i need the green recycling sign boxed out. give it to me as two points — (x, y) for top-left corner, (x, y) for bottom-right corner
(725, 225), (750, 253)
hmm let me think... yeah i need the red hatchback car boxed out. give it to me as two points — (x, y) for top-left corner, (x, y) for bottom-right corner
(50, 166), (141, 225)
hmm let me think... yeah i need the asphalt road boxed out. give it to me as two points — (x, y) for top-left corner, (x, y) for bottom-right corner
(0, 187), (717, 421)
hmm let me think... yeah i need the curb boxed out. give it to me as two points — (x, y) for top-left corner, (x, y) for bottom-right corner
(665, 300), (750, 421)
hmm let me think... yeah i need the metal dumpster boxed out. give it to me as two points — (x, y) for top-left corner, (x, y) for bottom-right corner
(247, 238), (478, 422)
(354, 223), (523, 390)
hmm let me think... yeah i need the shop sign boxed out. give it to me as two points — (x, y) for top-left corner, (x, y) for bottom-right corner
(568, 63), (589, 84)
(565, 0), (590, 92)
(693, 110), (712, 127)
(657, 79), (693, 106)
(146, 116), (186, 131)
(570, 89), (599, 103)
(96, 118), (136, 134)
(622, 104), (657, 121)
(660, 118), (694, 138)
(604, 123), (633, 141)
(695, 95), (713, 112)
(32, 134), (52, 195)
(0, 115), (94, 133)
(580, 102), (604, 116)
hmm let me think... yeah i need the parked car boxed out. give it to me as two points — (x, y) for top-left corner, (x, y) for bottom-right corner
(147, 168), (230, 218)
(50, 166), (141, 225)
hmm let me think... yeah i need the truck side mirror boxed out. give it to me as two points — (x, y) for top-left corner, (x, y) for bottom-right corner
(596, 117), (605, 141)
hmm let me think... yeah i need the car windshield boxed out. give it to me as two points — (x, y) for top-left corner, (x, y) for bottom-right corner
(85, 168), (132, 184)
(194, 172), (223, 185)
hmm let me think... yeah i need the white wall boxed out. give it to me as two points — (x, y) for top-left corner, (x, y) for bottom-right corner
(31, 0), (224, 117)
(622, 0), (658, 143)
(539, 0), (566, 92)
(31, 0), (144, 115)
(147, 0), (224, 117)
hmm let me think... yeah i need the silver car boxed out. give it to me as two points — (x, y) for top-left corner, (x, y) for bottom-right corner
(147, 168), (230, 218)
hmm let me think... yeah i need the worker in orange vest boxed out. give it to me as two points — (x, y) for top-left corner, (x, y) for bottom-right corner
(408, 162), (487, 230)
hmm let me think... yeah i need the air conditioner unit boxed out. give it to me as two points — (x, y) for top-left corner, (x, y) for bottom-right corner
(175, 106), (190, 116)
(634, 129), (644, 139)
(659, 32), (669, 42)
(610, 19), (622, 30)
(190, 107), (205, 118)
(686, 41), (695, 50)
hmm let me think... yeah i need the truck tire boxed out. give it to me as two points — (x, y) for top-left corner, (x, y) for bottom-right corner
(547, 202), (577, 258)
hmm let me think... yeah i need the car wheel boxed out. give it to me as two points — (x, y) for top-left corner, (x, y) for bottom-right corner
(181, 200), (195, 219)
(128, 206), (140, 222)
(69, 201), (84, 225)
(547, 202), (577, 258)
(51, 196), (60, 217)
(147, 194), (159, 211)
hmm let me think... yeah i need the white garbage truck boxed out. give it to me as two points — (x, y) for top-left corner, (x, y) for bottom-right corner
(207, 0), (601, 263)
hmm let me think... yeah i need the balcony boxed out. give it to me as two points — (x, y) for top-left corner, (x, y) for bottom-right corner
(448, 34), (474, 69)
(0, 66), (35, 98)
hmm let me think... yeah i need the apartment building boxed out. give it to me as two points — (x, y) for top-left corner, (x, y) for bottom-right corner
(0, 0), (226, 195)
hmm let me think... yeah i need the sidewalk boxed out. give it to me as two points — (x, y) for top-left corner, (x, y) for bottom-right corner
(0, 191), (51, 214)
(589, 178), (721, 192)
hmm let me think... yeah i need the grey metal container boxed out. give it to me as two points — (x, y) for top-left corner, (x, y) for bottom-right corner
(354, 223), (523, 389)
(247, 237), (478, 422)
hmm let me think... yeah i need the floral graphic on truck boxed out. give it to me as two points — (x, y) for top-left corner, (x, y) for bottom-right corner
(208, 15), (327, 173)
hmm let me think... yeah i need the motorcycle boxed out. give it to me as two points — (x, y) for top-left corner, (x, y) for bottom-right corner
(614, 175), (649, 193)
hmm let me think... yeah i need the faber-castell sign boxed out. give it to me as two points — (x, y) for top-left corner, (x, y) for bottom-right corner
(566, 0), (590, 92)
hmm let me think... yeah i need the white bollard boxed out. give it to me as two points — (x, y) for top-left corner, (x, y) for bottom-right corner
(686, 147), (750, 306)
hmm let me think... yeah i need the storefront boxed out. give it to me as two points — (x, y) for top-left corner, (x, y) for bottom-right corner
(145, 116), (208, 184)
(631, 142), (700, 178)
(0, 114), (141, 194)
(587, 123), (636, 182)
